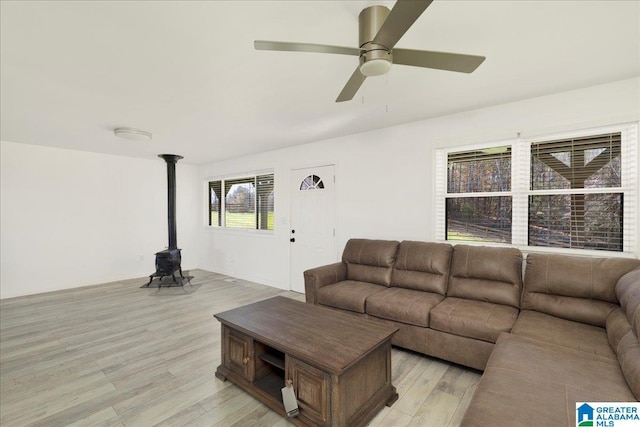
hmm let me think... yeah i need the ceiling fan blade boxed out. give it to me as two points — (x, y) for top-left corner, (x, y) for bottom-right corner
(254, 40), (360, 56)
(372, 0), (433, 49)
(393, 48), (486, 73)
(336, 67), (367, 102)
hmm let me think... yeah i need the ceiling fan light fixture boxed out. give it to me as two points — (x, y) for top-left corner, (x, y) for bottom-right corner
(360, 58), (392, 77)
(114, 127), (152, 141)
(359, 46), (392, 77)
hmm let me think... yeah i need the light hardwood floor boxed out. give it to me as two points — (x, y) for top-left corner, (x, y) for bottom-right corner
(0, 270), (480, 427)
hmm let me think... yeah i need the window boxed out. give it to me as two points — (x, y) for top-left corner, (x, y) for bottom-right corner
(300, 174), (325, 190)
(529, 133), (622, 251)
(445, 146), (512, 243)
(208, 172), (274, 230)
(436, 123), (637, 254)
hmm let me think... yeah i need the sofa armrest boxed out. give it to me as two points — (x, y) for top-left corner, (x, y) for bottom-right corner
(304, 262), (347, 304)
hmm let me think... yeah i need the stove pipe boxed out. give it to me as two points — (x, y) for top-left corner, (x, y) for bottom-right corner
(159, 154), (183, 250)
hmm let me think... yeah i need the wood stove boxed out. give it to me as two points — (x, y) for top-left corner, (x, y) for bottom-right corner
(145, 154), (185, 286)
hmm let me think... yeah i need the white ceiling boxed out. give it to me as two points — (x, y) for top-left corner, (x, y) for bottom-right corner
(1, 1), (639, 165)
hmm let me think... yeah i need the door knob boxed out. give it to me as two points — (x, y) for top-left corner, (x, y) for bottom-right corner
(290, 238), (295, 242)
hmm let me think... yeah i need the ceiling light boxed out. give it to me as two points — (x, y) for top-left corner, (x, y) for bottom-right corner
(114, 127), (152, 141)
(360, 58), (392, 77)
(358, 46), (392, 77)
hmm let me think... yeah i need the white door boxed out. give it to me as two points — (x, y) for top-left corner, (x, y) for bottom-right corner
(290, 165), (336, 293)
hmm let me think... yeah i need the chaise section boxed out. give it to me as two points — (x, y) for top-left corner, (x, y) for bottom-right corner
(463, 258), (640, 426)
(461, 333), (636, 427)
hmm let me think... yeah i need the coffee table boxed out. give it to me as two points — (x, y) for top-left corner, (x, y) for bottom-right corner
(214, 296), (398, 427)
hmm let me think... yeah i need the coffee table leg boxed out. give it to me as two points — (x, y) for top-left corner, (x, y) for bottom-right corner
(215, 370), (227, 382)
(386, 386), (399, 407)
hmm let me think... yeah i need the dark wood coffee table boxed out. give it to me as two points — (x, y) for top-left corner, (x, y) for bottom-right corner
(214, 296), (398, 427)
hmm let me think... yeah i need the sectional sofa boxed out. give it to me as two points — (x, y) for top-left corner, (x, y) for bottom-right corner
(303, 238), (640, 425)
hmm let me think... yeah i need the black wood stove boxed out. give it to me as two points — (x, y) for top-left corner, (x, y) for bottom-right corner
(146, 154), (185, 286)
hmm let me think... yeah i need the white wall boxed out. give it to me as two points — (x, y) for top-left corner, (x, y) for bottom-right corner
(198, 77), (640, 291)
(0, 142), (200, 299)
(2, 78), (637, 298)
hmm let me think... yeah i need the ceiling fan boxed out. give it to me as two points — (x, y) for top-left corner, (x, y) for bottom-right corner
(254, 0), (485, 103)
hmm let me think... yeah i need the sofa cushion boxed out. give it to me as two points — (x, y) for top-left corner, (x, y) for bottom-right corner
(616, 266), (640, 335)
(461, 363), (636, 427)
(522, 254), (640, 327)
(607, 308), (632, 355)
(512, 310), (615, 359)
(316, 280), (386, 313)
(390, 241), (453, 294)
(447, 245), (523, 308)
(365, 287), (444, 327)
(488, 333), (633, 397)
(461, 333), (636, 426)
(342, 239), (399, 286)
(429, 297), (518, 343)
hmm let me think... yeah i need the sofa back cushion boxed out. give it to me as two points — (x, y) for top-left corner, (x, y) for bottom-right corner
(390, 241), (453, 294)
(610, 269), (640, 399)
(342, 239), (399, 286)
(522, 254), (640, 327)
(447, 245), (523, 308)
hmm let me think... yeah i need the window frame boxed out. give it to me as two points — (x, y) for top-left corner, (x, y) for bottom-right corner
(207, 171), (275, 232)
(435, 123), (637, 256)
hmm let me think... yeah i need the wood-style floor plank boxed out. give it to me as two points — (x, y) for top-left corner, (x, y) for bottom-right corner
(0, 269), (480, 426)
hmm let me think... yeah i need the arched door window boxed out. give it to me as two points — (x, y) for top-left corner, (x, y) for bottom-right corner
(300, 175), (325, 190)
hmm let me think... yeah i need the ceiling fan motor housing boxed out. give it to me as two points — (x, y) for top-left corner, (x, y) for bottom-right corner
(359, 5), (392, 76)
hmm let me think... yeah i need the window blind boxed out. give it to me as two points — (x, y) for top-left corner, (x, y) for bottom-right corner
(528, 132), (624, 251)
(256, 174), (274, 230)
(209, 180), (222, 227)
(443, 144), (513, 244)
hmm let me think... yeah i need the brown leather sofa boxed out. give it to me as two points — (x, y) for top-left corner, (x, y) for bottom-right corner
(303, 238), (640, 425)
